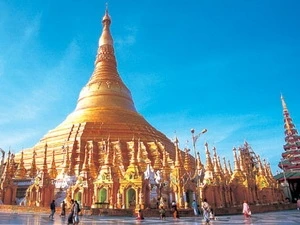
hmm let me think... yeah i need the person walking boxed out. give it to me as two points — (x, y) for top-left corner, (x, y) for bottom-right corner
(202, 198), (211, 225)
(242, 200), (251, 218)
(73, 200), (80, 225)
(67, 199), (75, 225)
(136, 209), (144, 220)
(60, 201), (66, 217)
(49, 200), (56, 220)
(171, 201), (179, 220)
(192, 199), (199, 216)
(159, 206), (166, 220)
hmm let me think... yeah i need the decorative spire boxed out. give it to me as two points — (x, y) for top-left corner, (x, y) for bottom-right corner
(87, 141), (97, 180)
(257, 155), (265, 176)
(40, 143), (51, 183)
(15, 151), (27, 179)
(174, 137), (180, 167)
(28, 149), (37, 178)
(42, 143), (48, 171)
(281, 95), (300, 152)
(49, 150), (58, 179)
(137, 139), (143, 164)
(9, 153), (16, 177)
(98, 5), (113, 47)
(233, 147), (241, 172)
(1, 152), (11, 181)
(204, 142), (213, 171)
(196, 152), (202, 170)
(256, 155), (269, 189)
(153, 148), (162, 170)
(137, 139), (147, 172)
(81, 143), (90, 174)
(238, 148), (245, 172)
(63, 6), (138, 125)
(184, 148), (191, 171)
(129, 140), (137, 165)
(212, 147), (223, 184)
(60, 145), (70, 176)
(203, 142), (214, 184)
(217, 156), (223, 176)
(212, 147), (220, 173)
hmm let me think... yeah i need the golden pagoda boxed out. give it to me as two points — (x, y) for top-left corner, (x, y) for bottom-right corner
(12, 7), (195, 208)
(0, 7), (284, 212)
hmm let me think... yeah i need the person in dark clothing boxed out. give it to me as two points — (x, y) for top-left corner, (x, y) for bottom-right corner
(60, 201), (66, 217)
(171, 201), (179, 220)
(49, 200), (56, 220)
(67, 199), (75, 225)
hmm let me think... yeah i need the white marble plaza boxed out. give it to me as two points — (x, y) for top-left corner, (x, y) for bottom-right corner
(0, 210), (299, 224)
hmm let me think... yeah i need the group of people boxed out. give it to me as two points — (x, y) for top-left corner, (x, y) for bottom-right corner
(48, 199), (81, 225)
(51, 198), (252, 224)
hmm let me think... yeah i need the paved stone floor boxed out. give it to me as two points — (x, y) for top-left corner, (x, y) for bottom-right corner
(0, 210), (300, 224)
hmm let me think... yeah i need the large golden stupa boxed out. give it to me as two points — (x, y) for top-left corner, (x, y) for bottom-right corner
(11, 8), (193, 209)
(18, 9), (177, 173)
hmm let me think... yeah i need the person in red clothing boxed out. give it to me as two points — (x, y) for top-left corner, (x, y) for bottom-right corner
(242, 200), (251, 218)
(136, 209), (144, 220)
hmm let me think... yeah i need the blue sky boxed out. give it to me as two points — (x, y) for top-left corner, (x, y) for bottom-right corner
(0, 0), (299, 174)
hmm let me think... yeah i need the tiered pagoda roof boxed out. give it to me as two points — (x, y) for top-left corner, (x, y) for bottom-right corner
(275, 95), (300, 181)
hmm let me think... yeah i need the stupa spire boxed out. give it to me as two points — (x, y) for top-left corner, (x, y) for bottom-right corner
(184, 148), (191, 171)
(28, 149), (37, 178)
(233, 147), (241, 172)
(174, 137), (180, 167)
(49, 150), (58, 179)
(203, 142), (214, 183)
(98, 5), (113, 47)
(15, 151), (27, 179)
(281, 95), (300, 145)
(61, 7), (139, 126)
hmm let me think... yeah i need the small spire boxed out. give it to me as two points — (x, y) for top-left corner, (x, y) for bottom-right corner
(281, 94), (287, 110)
(49, 151), (58, 179)
(43, 143), (48, 171)
(184, 148), (191, 171)
(204, 142), (213, 171)
(99, 4), (113, 47)
(174, 137), (180, 167)
(29, 149), (37, 178)
(233, 147), (241, 172)
(15, 151), (27, 179)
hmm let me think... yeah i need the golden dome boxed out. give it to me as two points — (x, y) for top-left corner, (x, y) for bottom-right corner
(16, 8), (177, 174)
